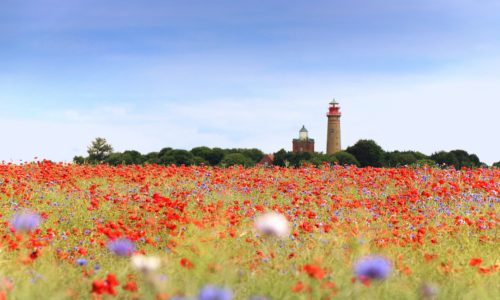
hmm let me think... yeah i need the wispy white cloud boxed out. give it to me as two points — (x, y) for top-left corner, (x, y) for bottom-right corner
(1, 57), (499, 165)
(1, 1), (499, 165)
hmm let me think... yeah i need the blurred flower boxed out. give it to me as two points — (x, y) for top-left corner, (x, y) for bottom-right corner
(10, 211), (41, 232)
(0, 276), (13, 291)
(122, 280), (138, 292)
(76, 258), (88, 266)
(303, 264), (326, 280)
(419, 282), (439, 299)
(354, 255), (392, 280)
(180, 258), (194, 269)
(198, 285), (232, 300)
(254, 212), (290, 238)
(107, 238), (135, 256)
(92, 274), (119, 295)
(131, 254), (161, 273)
(469, 257), (482, 267)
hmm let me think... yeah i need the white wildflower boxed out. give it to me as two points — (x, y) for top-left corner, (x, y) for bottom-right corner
(131, 254), (161, 273)
(254, 212), (290, 238)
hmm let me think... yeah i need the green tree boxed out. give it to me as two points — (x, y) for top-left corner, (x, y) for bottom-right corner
(120, 150), (143, 165)
(287, 151), (312, 167)
(430, 151), (459, 168)
(158, 147), (173, 157)
(191, 146), (212, 158)
(333, 151), (360, 166)
(220, 153), (254, 167)
(413, 158), (437, 167)
(190, 146), (224, 166)
(346, 139), (385, 167)
(105, 152), (123, 165)
(273, 149), (288, 167)
(159, 149), (194, 166)
(468, 154), (481, 167)
(449, 150), (481, 168)
(429, 150), (482, 169)
(73, 156), (85, 164)
(191, 156), (208, 165)
(87, 137), (113, 163)
(309, 153), (338, 167)
(493, 161), (500, 168)
(143, 152), (160, 164)
(385, 151), (419, 167)
(205, 148), (225, 166)
(240, 148), (265, 163)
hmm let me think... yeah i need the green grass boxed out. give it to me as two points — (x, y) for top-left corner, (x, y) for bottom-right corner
(0, 164), (498, 299)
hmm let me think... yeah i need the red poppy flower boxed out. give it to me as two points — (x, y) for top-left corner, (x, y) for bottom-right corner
(469, 258), (483, 267)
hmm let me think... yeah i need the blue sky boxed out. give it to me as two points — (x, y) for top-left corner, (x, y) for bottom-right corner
(1, 0), (499, 164)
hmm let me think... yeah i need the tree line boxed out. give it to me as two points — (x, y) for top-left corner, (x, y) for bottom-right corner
(75, 137), (499, 168)
(273, 139), (489, 168)
(74, 138), (264, 167)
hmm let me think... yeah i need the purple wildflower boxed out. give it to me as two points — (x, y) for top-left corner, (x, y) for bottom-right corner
(10, 212), (41, 232)
(198, 285), (232, 300)
(76, 258), (87, 266)
(354, 255), (392, 280)
(107, 238), (135, 256)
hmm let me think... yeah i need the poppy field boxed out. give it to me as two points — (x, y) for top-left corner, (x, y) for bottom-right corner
(0, 161), (498, 299)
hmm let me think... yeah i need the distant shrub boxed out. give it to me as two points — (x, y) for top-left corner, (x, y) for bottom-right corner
(220, 153), (254, 167)
(431, 150), (482, 169)
(105, 153), (124, 165)
(309, 154), (338, 167)
(413, 159), (437, 167)
(73, 156), (85, 164)
(346, 139), (385, 167)
(333, 151), (360, 166)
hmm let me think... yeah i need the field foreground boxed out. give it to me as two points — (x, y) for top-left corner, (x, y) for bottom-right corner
(0, 162), (498, 299)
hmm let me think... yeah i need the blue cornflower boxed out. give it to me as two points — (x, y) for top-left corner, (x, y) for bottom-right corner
(76, 258), (87, 266)
(107, 238), (135, 256)
(11, 211), (41, 232)
(198, 285), (232, 300)
(354, 255), (392, 280)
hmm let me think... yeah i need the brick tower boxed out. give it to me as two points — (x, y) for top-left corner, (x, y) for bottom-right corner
(326, 99), (341, 154)
(292, 125), (315, 153)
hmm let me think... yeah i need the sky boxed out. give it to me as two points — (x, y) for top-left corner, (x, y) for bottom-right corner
(1, 0), (499, 164)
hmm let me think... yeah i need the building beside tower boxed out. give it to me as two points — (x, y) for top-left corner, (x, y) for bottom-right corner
(288, 100), (341, 155)
(326, 99), (341, 154)
(292, 125), (315, 153)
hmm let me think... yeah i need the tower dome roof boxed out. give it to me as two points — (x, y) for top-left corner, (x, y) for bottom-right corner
(300, 125), (308, 132)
